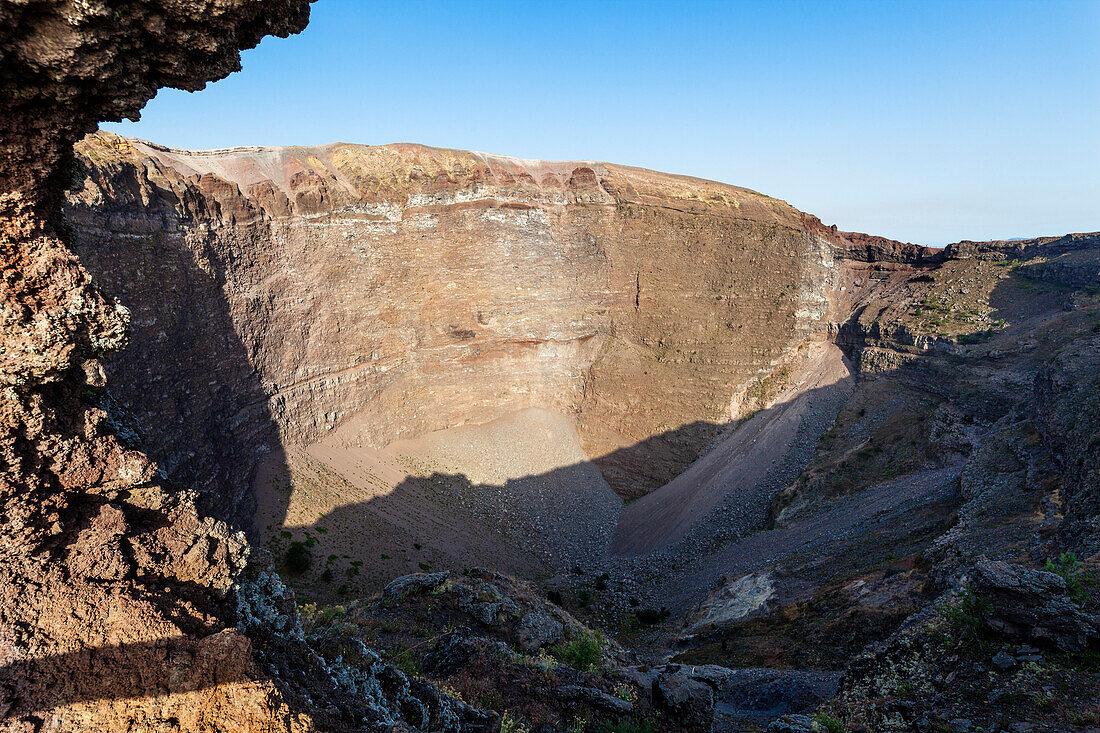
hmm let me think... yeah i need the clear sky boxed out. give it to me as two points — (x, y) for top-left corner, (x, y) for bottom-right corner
(102, 0), (1099, 245)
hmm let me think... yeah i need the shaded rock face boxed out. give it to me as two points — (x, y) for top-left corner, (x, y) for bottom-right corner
(1, 2), (523, 731)
(64, 132), (907, 512)
(0, 2), (474, 731)
(970, 560), (1098, 651)
(1033, 339), (1100, 556)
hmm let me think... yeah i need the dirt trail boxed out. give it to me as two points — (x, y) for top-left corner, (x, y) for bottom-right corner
(612, 341), (854, 555)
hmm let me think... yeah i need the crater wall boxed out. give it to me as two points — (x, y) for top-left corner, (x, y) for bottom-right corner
(67, 132), (891, 514)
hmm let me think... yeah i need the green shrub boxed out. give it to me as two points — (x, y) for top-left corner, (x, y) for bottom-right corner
(1045, 552), (1089, 603)
(393, 648), (420, 678)
(612, 682), (638, 703)
(958, 330), (993, 345)
(553, 630), (605, 673)
(814, 714), (844, 733)
(937, 586), (991, 648)
(284, 541), (311, 575)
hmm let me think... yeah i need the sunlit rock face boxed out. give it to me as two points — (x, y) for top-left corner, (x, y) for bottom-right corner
(67, 132), (872, 514)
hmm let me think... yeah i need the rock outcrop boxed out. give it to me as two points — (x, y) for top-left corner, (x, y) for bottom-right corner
(824, 558), (1100, 732)
(969, 560), (1098, 652)
(0, 2), (501, 731)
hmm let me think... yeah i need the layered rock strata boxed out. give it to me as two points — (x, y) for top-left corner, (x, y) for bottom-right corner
(65, 132), (926, 517)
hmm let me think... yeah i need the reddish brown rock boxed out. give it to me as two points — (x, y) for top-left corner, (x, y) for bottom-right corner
(0, 1), (322, 731)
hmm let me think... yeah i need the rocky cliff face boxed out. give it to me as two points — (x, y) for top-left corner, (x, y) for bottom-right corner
(64, 132), (905, 517)
(0, 1), (323, 728)
(0, 3), (501, 731)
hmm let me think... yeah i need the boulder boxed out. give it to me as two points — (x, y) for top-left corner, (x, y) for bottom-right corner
(421, 630), (485, 678)
(556, 685), (633, 714)
(381, 571), (451, 601)
(970, 560), (1098, 651)
(991, 650), (1015, 672)
(652, 664), (715, 730)
(514, 611), (565, 652)
(691, 666), (840, 718)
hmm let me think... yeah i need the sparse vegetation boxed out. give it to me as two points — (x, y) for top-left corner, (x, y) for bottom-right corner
(612, 682), (638, 703)
(958, 329), (995, 344)
(1045, 552), (1090, 603)
(392, 647), (420, 678)
(814, 714), (844, 733)
(499, 711), (530, 733)
(937, 586), (991, 650)
(552, 630), (605, 673)
(595, 717), (657, 733)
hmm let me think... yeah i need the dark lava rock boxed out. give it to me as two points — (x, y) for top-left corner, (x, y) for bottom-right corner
(556, 684), (633, 714)
(970, 560), (1098, 651)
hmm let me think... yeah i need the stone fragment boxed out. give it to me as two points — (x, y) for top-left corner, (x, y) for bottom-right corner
(556, 685), (633, 714)
(381, 571), (450, 601)
(514, 611), (564, 651)
(991, 650), (1016, 671)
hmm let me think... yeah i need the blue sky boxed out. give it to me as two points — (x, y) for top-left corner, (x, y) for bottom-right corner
(103, 0), (1099, 245)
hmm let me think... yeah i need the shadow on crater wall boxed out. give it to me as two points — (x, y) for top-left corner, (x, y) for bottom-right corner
(67, 191), (292, 534)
